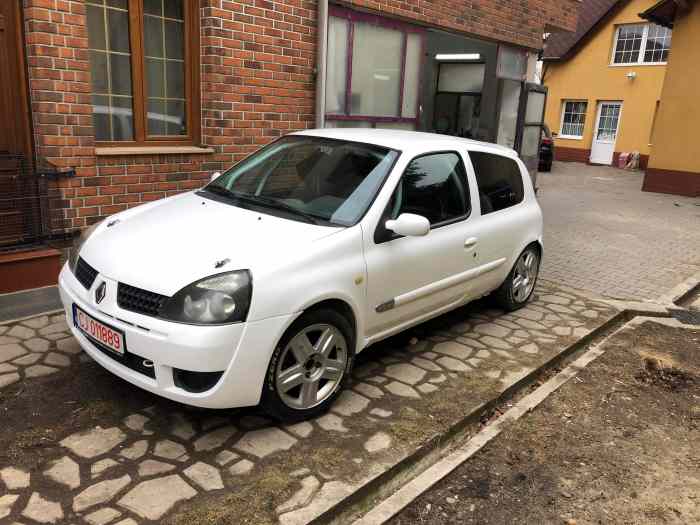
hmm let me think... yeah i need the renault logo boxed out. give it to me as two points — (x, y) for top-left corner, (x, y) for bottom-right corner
(95, 281), (106, 304)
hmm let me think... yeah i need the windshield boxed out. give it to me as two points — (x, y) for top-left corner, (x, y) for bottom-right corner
(203, 135), (399, 226)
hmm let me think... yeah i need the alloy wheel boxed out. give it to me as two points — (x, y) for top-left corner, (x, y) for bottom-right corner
(275, 323), (348, 410)
(512, 250), (539, 303)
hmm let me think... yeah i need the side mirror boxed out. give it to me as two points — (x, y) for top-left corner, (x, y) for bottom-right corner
(385, 213), (430, 237)
(210, 171), (222, 182)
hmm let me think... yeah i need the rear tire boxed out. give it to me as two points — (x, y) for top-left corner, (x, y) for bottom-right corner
(260, 308), (355, 423)
(492, 244), (541, 312)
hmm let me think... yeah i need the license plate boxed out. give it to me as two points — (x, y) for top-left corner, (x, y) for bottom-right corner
(73, 304), (125, 355)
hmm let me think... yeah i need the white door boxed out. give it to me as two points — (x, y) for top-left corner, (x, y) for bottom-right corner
(590, 102), (622, 165)
(363, 152), (480, 342)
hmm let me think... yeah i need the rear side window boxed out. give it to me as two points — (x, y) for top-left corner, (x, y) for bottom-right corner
(469, 152), (524, 214)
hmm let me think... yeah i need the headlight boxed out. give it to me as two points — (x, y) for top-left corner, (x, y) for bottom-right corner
(160, 270), (252, 325)
(68, 220), (102, 273)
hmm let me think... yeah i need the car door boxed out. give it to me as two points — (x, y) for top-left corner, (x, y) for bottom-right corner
(464, 149), (533, 296)
(363, 151), (481, 342)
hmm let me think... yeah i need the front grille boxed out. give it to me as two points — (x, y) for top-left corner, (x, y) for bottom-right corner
(74, 257), (98, 290)
(117, 282), (168, 317)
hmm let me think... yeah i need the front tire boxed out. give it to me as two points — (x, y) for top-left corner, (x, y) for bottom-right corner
(261, 308), (355, 422)
(492, 245), (541, 311)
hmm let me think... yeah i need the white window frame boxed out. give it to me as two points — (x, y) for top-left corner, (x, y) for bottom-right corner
(610, 23), (671, 66)
(558, 100), (588, 140)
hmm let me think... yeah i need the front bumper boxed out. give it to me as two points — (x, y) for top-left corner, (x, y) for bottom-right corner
(58, 264), (296, 409)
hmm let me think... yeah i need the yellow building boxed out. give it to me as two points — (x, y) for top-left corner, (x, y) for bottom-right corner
(640, 0), (700, 196)
(542, 0), (670, 171)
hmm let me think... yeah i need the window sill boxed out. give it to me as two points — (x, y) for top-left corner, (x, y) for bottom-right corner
(608, 62), (667, 67)
(556, 135), (584, 141)
(95, 146), (215, 156)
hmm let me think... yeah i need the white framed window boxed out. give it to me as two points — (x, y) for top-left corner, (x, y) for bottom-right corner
(611, 23), (672, 65)
(559, 101), (588, 139)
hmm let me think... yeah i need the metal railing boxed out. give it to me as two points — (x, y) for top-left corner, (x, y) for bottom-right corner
(0, 153), (74, 251)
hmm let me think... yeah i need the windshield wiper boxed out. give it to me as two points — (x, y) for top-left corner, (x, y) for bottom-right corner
(201, 185), (238, 201)
(235, 194), (323, 225)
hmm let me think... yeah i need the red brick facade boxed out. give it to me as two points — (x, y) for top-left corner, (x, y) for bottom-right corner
(21, 0), (578, 232)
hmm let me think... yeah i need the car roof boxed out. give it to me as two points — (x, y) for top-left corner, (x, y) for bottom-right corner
(291, 128), (518, 158)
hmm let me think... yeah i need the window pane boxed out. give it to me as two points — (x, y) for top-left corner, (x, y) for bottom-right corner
(324, 120), (372, 128)
(350, 23), (402, 117)
(87, 1), (133, 141)
(145, 3), (187, 136)
(561, 101), (587, 137)
(396, 153), (469, 225)
(525, 91), (545, 123)
(325, 16), (348, 115)
(497, 46), (527, 80)
(87, 5), (106, 50)
(146, 58), (165, 97)
(438, 63), (485, 93)
(521, 126), (540, 158)
(613, 25), (643, 64)
(376, 122), (416, 131)
(496, 79), (521, 149)
(470, 152), (524, 214)
(402, 33), (421, 118)
(644, 24), (672, 63)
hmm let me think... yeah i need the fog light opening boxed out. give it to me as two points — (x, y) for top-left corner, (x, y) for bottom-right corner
(173, 369), (224, 393)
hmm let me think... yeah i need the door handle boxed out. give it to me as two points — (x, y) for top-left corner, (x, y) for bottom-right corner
(464, 237), (478, 249)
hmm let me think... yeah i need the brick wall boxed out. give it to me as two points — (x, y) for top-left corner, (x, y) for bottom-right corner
(22, 0), (576, 233)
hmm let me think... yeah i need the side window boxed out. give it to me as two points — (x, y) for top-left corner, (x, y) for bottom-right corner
(390, 152), (470, 226)
(469, 152), (524, 214)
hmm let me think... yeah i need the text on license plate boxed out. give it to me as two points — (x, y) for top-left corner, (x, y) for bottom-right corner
(74, 306), (125, 355)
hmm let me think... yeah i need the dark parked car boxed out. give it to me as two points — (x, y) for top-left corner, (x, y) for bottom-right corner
(539, 125), (554, 172)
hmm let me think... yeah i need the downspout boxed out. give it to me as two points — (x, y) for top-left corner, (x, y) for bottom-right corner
(315, 0), (329, 128)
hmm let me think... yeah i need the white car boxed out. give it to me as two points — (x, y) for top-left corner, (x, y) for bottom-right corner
(58, 129), (543, 421)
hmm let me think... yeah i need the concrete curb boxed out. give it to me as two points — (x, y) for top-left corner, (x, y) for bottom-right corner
(656, 270), (700, 306)
(0, 308), (64, 327)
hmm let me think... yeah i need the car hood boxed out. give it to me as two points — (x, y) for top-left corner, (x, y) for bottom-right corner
(80, 192), (342, 296)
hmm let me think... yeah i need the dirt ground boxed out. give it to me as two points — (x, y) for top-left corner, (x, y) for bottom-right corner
(391, 320), (700, 525)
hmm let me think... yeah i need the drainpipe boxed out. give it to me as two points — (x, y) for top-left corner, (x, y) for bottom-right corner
(315, 0), (329, 129)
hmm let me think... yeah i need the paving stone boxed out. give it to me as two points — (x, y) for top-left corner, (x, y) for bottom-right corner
(153, 440), (188, 462)
(39, 321), (68, 336)
(353, 361), (379, 378)
(122, 414), (150, 433)
(114, 519), (138, 525)
(1, 467), (30, 489)
(85, 507), (121, 525)
(45, 332), (67, 341)
(278, 481), (354, 525)
(137, 460), (175, 478)
(214, 450), (239, 466)
(24, 338), (50, 353)
(277, 476), (321, 514)
(417, 383), (438, 394)
(0, 336), (19, 345)
(56, 337), (82, 354)
(184, 462), (223, 491)
(0, 373), (20, 388)
(467, 358), (483, 368)
(22, 492), (63, 524)
(331, 390), (370, 416)
(234, 427), (297, 458)
(520, 343), (539, 354)
(44, 456), (80, 489)
(479, 336), (512, 350)
(291, 467), (311, 478)
(516, 319), (548, 330)
(25, 364), (59, 378)
(61, 427), (126, 459)
(73, 475), (132, 512)
(367, 375), (387, 384)
(582, 310), (599, 319)
(384, 363), (427, 385)
(473, 323), (510, 338)
(436, 356), (470, 372)
(385, 381), (420, 398)
(540, 294), (570, 305)
(44, 352), (70, 367)
(429, 373), (447, 383)
(0, 326), (5, 335)
(553, 326), (572, 336)
(0, 362), (17, 373)
(0, 344), (26, 363)
(0, 494), (19, 519)
(410, 356), (442, 372)
(475, 350), (491, 359)
(91, 459), (119, 479)
(169, 413), (195, 441)
(364, 432), (392, 453)
(284, 421), (314, 438)
(515, 308), (544, 321)
(120, 440), (148, 460)
(14, 353), (41, 365)
(432, 341), (472, 360)
(353, 382), (384, 399)
(193, 425), (237, 452)
(239, 415), (271, 429)
(50, 314), (66, 323)
(118, 475), (197, 520)
(548, 304), (575, 314)
(316, 413), (348, 433)
(7, 325), (35, 340)
(369, 408), (392, 418)
(21, 316), (49, 329)
(484, 369), (502, 379)
(228, 459), (254, 476)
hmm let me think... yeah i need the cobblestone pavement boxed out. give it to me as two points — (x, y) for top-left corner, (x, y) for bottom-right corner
(0, 282), (619, 525)
(538, 162), (700, 301)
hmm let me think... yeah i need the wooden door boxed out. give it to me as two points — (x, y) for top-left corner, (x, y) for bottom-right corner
(0, 0), (32, 157)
